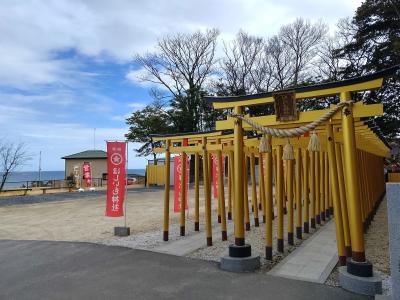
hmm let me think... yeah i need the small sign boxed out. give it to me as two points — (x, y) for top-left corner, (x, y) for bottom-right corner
(273, 91), (298, 122)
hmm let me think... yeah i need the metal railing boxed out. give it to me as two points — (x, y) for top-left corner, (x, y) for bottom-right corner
(2, 175), (145, 191)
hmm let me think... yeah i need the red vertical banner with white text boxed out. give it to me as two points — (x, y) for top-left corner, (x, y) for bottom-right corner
(82, 162), (92, 187)
(173, 155), (189, 213)
(212, 155), (224, 199)
(106, 141), (126, 217)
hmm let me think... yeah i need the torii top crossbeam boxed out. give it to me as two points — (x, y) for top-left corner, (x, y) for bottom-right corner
(152, 65), (399, 158)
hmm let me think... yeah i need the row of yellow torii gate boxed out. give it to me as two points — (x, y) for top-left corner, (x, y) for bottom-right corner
(152, 66), (398, 266)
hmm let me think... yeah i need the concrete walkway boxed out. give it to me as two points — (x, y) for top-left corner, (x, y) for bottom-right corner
(268, 220), (338, 283)
(0, 240), (369, 300)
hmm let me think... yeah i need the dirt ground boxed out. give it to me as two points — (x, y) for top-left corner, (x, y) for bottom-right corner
(0, 188), (215, 242)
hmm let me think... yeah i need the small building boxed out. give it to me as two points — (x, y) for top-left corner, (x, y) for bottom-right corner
(62, 150), (107, 180)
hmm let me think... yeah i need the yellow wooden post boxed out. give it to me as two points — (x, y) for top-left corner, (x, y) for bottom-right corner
(233, 106), (245, 246)
(320, 150), (325, 222)
(363, 152), (371, 228)
(259, 153), (266, 223)
(363, 152), (372, 226)
(363, 152), (370, 227)
(194, 152), (200, 231)
(250, 152), (260, 227)
(163, 140), (171, 241)
(341, 92), (366, 262)
(283, 161), (287, 215)
(335, 139), (352, 257)
(358, 151), (366, 231)
(277, 145), (284, 252)
(363, 153), (367, 225)
(265, 137), (273, 259)
(217, 143), (227, 240)
(326, 124), (347, 265)
(286, 157), (294, 245)
(295, 148), (302, 239)
(244, 155), (250, 231)
(303, 149), (310, 233)
(324, 152), (330, 219)
(315, 151), (321, 225)
(310, 151), (316, 229)
(202, 137), (212, 246)
(272, 148), (277, 221)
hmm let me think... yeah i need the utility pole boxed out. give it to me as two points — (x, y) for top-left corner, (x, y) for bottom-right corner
(93, 128), (96, 150)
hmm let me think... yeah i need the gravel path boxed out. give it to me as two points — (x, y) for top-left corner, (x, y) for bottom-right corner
(325, 197), (391, 295)
(186, 205), (325, 273)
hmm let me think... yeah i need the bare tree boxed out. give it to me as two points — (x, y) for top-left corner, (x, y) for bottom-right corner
(218, 31), (266, 95)
(314, 35), (342, 81)
(135, 29), (219, 97)
(250, 44), (276, 93)
(135, 29), (219, 132)
(266, 35), (294, 90)
(280, 18), (328, 86)
(0, 141), (30, 191)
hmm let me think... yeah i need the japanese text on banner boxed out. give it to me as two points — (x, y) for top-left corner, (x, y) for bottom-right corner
(82, 162), (92, 187)
(106, 142), (126, 217)
(173, 155), (189, 213)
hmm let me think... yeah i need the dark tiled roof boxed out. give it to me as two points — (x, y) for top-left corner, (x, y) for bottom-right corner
(62, 150), (107, 159)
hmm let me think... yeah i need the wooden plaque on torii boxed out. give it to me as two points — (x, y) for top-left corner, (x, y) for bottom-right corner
(273, 91), (298, 122)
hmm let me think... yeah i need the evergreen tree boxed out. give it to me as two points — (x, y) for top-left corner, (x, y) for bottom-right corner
(338, 0), (400, 139)
(125, 104), (173, 163)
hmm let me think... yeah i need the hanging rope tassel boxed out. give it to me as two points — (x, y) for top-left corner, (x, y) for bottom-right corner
(259, 134), (271, 153)
(283, 139), (294, 160)
(307, 131), (320, 152)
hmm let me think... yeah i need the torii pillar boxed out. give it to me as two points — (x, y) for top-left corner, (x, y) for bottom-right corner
(220, 105), (260, 272)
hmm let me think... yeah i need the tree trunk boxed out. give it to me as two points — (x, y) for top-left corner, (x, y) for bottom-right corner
(0, 171), (9, 192)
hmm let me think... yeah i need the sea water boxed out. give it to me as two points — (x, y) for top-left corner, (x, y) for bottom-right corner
(1, 169), (146, 189)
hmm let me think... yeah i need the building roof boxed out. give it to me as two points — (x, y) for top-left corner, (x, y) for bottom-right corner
(62, 150), (107, 160)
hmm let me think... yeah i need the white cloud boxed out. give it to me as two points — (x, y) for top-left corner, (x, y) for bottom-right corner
(2, 115), (148, 170)
(0, 0), (363, 170)
(128, 102), (146, 110)
(111, 114), (130, 122)
(0, 0), (362, 91)
(0, 88), (152, 170)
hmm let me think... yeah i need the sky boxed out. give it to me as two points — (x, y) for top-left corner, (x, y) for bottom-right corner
(0, 0), (362, 171)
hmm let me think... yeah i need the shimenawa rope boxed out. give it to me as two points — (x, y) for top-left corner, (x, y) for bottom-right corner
(229, 100), (353, 156)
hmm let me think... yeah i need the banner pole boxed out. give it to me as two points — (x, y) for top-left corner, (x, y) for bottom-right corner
(124, 141), (128, 228)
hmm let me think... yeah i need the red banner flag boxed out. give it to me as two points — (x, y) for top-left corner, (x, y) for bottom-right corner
(82, 162), (92, 187)
(106, 141), (126, 217)
(212, 154), (224, 199)
(173, 155), (189, 213)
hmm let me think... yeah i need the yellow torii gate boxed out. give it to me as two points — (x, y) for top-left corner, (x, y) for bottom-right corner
(152, 65), (398, 276)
